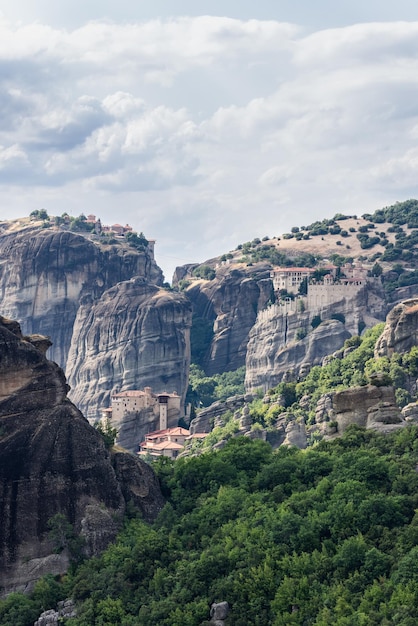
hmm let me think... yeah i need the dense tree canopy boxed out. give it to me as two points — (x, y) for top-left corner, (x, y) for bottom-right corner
(4, 427), (418, 625)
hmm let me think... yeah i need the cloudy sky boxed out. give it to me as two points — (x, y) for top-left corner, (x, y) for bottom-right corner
(1, 1), (418, 279)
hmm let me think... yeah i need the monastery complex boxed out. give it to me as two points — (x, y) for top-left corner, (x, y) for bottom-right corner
(268, 262), (376, 315)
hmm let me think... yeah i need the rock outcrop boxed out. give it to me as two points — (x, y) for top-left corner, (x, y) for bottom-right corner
(209, 601), (230, 625)
(183, 263), (272, 375)
(0, 316), (164, 595)
(189, 393), (254, 434)
(0, 223), (162, 369)
(245, 280), (386, 393)
(327, 385), (404, 435)
(375, 298), (418, 358)
(245, 318), (351, 392)
(66, 278), (192, 421)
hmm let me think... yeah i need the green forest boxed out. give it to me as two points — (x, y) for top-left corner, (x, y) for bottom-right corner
(3, 425), (418, 625)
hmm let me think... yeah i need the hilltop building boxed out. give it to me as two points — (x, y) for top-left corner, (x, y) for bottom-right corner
(269, 262), (377, 314)
(108, 387), (181, 431)
(271, 267), (316, 292)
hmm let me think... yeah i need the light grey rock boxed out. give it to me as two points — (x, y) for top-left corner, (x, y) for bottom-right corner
(245, 282), (386, 393)
(66, 278), (192, 422)
(375, 299), (418, 358)
(246, 318), (351, 392)
(190, 394), (253, 434)
(184, 263), (272, 375)
(34, 599), (77, 625)
(282, 420), (307, 449)
(332, 385), (404, 434)
(0, 225), (162, 370)
(402, 402), (418, 422)
(210, 601), (229, 623)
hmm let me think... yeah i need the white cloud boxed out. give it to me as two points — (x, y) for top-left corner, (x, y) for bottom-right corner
(1, 15), (418, 278)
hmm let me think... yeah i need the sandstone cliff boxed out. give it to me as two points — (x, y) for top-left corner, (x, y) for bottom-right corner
(0, 222), (162, 369)
(245, 284), (386, 393)
(318, 385), (405, 436)
(375, 298), (418, 358)
(182, 263), (273, 375)
(0, 316), (164, 595)
(66, 278), (192, 422)
(245, 318), (351, 392)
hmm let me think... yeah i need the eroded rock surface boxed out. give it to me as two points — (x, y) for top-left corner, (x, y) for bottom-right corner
(183, 263), (272, 375)
(331, 385), (404, 434)
(375, 298), (418, 358)
(66, 278), (192, 421)
(0, 316), (164, 595)
(245, 319), (351, 392)
(0, 224), (162, 369)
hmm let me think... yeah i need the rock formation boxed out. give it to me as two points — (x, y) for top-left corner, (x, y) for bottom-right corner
(0, 222), (162, 369)
(245, 318), (351, 392)
(182, 263), (272, 375)
(375, 298), (418, 358)
(245, 279), (386, 393)
(189, 393), (254, 434)
(66, 278), (192, 421)
(209, 601), (230, 625)
(0, 316), (164, 595)
(317, 385), (405, 435)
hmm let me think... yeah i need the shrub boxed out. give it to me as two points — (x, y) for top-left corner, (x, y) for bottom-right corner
(311, 314), (322, 329)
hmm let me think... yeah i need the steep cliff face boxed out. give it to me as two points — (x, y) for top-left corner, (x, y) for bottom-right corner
(0, 316), (164, 594)
(66, 278), (192, 421)
(375, 298), (418, 357)
(245, 318), (351, 392)
(184, 263), (272, 375)
(0, 222), (162, 369)
(245, 285), (386, 393)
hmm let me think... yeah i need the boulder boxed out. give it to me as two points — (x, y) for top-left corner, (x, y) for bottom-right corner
(332, 385), (405, 434)
(375, 298), (418, 358)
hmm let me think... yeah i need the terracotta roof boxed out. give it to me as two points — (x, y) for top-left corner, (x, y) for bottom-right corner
(145, 427), (189, 439)
(153, 441), (184, 450)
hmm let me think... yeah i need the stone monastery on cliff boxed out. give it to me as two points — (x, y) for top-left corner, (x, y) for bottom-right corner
(107, 387), (181, 431)
(270, 262), (372, 313)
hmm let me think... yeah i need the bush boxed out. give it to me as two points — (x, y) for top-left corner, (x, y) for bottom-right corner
(311, 314), (322, 329)
(193, 265), (216, 280)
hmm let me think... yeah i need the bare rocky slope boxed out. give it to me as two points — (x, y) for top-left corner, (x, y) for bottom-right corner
(245, 283), (386, 392)
(179, 263), (273, 376)
(0, 316), (164, 595)
(375, 297), (418, 358)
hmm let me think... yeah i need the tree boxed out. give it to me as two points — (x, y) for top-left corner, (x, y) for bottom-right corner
(298, 278), (308, 296)
(311, 314), (322, 329)
(95, 420), (118, 448)
(370, 262), (383, 277)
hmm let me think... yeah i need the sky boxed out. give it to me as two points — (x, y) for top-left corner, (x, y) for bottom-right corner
(1, 2), (418, 280)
